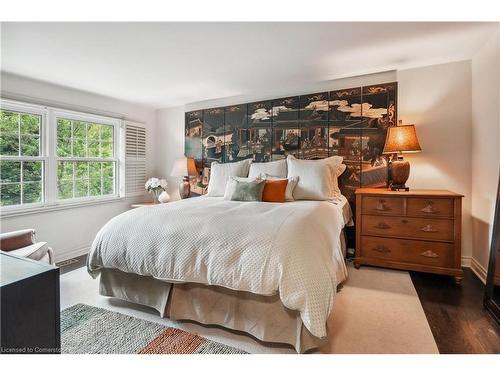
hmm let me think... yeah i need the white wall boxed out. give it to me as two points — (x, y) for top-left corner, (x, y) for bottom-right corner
(156, 62), (475, 263)
(156, 106), (186, 200)
(397, 61), (473, 263)
(0, 73), (157, 262)
(470, 27), (500, 280)
(184, 71), (397, 112)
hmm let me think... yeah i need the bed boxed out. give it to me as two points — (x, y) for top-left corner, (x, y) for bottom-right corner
(87, 195), (352, 353)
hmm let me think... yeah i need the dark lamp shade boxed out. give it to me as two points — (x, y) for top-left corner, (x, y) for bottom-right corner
(383, 125), (422, 154)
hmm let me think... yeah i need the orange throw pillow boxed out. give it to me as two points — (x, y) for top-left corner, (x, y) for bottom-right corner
(262, 179), (288, 203)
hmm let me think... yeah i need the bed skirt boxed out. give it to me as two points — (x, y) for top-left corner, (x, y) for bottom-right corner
(99, 268), (326, 353)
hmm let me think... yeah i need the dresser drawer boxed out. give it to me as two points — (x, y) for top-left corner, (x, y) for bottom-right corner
(360, 236), (454, 268)
(361, 196), (405, 216)
(361, 215), (454, 242)
(407, 197), (454, 218)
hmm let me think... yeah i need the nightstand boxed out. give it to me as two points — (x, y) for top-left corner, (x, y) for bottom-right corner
(354, 188), (464, 284)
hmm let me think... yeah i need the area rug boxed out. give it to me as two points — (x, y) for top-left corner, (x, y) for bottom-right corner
(317, 263), (439, 354)
(60, 264), (438, 353)
(61, 304), (247, 354)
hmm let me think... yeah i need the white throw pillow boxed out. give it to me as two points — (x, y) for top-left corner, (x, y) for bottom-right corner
(248, 159), (287, 179)
(261, 174), (299, 202)
(287, 155), (345, 197)
(206, 159), (252, 197)
(286, 156), (339, 201)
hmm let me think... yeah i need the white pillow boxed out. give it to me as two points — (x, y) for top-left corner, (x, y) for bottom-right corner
(248, 159), (287, 179)
(260, 174), (299, 202)
(206, 159), (252, 197)
(286, 156), (339, 201)
(325, 157), (345, 196)
(323, 155), (344, 167)
(287, 155), (345, 197)
(337, 163), (347, 177)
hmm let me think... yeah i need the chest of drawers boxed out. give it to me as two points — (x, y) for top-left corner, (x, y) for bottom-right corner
(354, 188), (464, 283)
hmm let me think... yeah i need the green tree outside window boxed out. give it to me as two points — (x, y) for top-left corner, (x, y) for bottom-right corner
(0, 110), (43, 206)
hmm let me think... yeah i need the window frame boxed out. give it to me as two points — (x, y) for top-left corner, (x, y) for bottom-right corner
(51, 109), (121, 204)
(0, 99), (125, 216)
(0, 100), (48, 211)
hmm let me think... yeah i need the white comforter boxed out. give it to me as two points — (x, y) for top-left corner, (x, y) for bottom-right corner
(87, 196), (349, 338)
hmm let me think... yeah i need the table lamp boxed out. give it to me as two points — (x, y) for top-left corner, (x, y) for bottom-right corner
(170, 156), (197, 199)
(383, 121), (422, 191)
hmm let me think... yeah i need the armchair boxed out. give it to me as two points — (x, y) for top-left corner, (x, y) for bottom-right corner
(0, 229), (54, 265)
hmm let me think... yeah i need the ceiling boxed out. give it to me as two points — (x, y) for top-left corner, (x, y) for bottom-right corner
(1, 22), (497, 109)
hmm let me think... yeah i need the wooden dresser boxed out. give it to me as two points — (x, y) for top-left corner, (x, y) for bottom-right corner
(354, 188), (464, 283)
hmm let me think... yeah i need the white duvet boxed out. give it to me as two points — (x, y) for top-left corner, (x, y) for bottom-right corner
(87, 196), (350, 338)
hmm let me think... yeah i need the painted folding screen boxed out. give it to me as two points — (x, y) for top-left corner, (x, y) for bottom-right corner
(184, 110), (204, 195)
(329, 83), (397, 203)
(185, 82), (397, 204)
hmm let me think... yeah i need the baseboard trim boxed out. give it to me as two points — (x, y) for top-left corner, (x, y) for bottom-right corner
(53, 248), (490, 284)
(55, 245), (90, 264)
(470, 257), (488, 284)
(461, 256), (471, 268)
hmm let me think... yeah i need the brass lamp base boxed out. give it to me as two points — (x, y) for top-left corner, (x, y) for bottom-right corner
(390, 157), (410, 191)
(179, 177), (191, 199)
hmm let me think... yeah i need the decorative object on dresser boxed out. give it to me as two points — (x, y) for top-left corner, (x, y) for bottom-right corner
(484, 168), (500, 325)
(383, 121), (422, 191)
(171, 156), (197, 199)
(1, 252), (60, 354)
(354, 188), (464, 284)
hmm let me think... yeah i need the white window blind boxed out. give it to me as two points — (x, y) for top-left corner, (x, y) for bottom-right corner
(125, 123), (146, 195)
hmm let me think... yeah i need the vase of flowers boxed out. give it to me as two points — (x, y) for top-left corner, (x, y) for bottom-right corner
(145, 177), (168, 203)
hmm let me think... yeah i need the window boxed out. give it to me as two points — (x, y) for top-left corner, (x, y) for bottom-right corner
(0, 107), (44, 207)
(0, 99), (129, 213)
(55, 117), (116, 200)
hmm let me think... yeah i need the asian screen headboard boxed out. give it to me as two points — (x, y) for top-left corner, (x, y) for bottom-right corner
(185, 81), (397, 206)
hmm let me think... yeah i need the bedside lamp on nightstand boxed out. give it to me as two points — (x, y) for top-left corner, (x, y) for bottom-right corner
(171, 156), (197, 199)
(383, 121), (422, 191)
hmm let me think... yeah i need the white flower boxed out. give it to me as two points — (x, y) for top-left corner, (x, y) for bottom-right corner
(145, 177), (164, 191)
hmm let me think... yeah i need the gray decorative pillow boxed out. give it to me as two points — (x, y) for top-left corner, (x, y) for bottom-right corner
(223, 177), (265, 202)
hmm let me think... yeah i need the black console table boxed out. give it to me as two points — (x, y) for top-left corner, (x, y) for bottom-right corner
(0, 251), (60, 354)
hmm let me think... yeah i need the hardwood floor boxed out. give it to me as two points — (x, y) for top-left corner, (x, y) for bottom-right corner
(410, 268), (500, 353)
(59, 256), (500, 353)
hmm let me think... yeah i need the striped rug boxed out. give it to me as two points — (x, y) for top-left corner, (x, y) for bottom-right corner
(61, 304), (247, 354)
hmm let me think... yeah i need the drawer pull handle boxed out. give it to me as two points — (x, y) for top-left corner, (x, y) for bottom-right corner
(375, 199), (391, 211)
(420, 250), (439, 258)
(374, 222), (391, 230)
(421, 201), (439, 214)
(373, 245), (391, 254)
(420, 224), (438, 233)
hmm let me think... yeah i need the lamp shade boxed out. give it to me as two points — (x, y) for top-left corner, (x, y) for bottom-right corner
(170, 156), (197, 177)
(383, 124), (422, 154)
